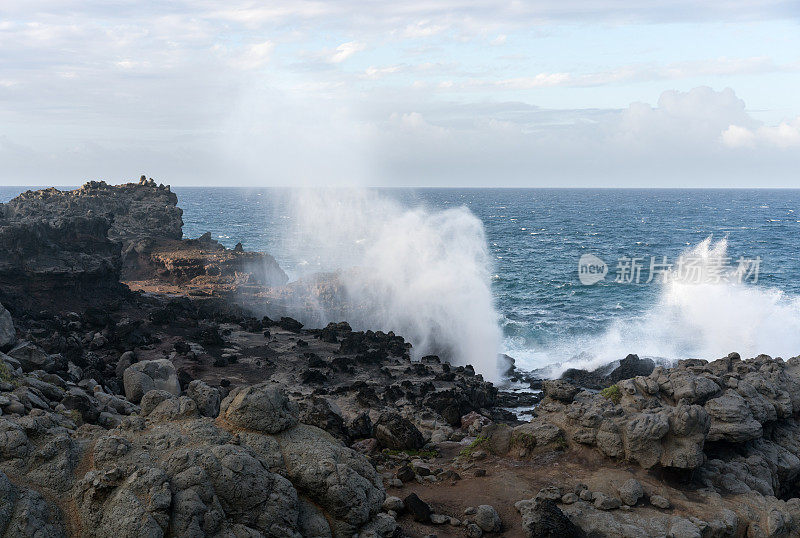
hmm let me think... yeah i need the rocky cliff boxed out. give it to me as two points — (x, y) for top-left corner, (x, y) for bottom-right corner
(3, 177), (183, 247)
(0, 177), (287, 310)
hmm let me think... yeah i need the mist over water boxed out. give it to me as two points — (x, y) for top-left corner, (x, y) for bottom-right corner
(287, 188), (503, 382)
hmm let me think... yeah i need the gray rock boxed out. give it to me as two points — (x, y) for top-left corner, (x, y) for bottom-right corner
(465, 522), (483, 537)
(430, 513), (449, 525)
(516, 498), (582, 538)
(542, 380), (579, 403)
(122, 359), (180, 404)
(667, 517), (702, 538)
(650, 494), (671, 509)
(139, 389), (177, 416)
(474, 504), (501, 532)
(186, 379), (221, 417)
(275, 424), (384, 535)
(382, 496), (404, 513)
(6, 342), (54, 373)
(704, 390), (763, 443)
(618, 479), (644, 506)
(561, 493), (578, 504)
(0, 304), (15, 349)
(220, 383), (299, 433)
(593, 492), (622, 510)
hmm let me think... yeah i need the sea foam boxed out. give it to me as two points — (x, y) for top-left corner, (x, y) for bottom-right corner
(514, 236), (800, 378)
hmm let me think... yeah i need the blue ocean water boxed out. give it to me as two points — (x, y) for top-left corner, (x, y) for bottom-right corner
(4, 186), (800, 374)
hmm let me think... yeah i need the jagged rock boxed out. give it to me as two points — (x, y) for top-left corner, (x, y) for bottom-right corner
(0, 212), (122, 308)
(403, 493), (431, 523)
(6, 342), (55, 373)
(123, 359), (181, 404)
(704, 390), (763, 442)
(300, 397), (346, 440)
(374, 413), (424, 450)
(186, 379), (221, 417)
(515, 498), (584, 538)
(542, 380), (579, 403)
(220, 383), (299, 433)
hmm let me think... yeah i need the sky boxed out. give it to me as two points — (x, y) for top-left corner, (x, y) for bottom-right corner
(0, 0), (799, 187)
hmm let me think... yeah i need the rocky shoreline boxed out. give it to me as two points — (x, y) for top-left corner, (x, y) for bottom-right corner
(2, 178), (800, 537)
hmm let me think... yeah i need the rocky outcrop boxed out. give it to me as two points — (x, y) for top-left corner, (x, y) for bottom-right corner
(2, 177), (183, 247)
(532, 353), (800, 504)
(0, 213), (122, 307)
(125, 232), (288, 289)
(0, 370), (392, 537)
(0, 178), (289, 310)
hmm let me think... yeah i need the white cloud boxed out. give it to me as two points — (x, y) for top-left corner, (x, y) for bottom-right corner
(234, 40), (275, 69)
(723, 117), (800, 148)
(328, 41), (365, 63)
(402, 20), (448, 38)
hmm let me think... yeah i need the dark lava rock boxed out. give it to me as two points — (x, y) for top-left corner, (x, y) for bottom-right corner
(605, 354), (655, 384)
(521, 499), (585, 538)
(561, 354), (655, 390)
(396, 464), (415, 483)
(375, 412), (425, 450)
(278, 317), (303, 332)
(403, 493), (432, 523)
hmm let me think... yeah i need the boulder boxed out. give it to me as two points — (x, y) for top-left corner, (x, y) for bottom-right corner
(474, 504), (501, 532)
(220, 383), (299, 433)
(374, 413), (424, 450)
(6, 342), (55, 373)
(186, 379), (221, 417)
(704, 390), (763, 442)
(515, 498), (583, 538)
(542, 380), (579, 403)
(618, 479), (644, 506)
(122, 359), (180, 404)
(403, 493), (431, 523)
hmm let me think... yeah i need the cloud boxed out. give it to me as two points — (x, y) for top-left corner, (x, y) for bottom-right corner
(234, 41), (275, 69)
(328, 41), (366, 63)
(723, 117), (800, 148)
(0, 1), (798, 186)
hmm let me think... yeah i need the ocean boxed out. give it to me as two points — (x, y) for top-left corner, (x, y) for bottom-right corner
(4, 186), (800, 377)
